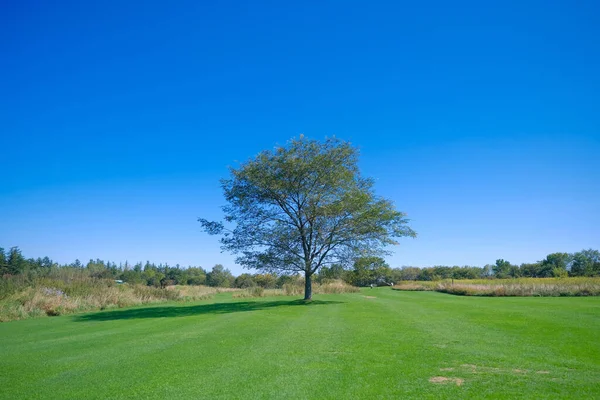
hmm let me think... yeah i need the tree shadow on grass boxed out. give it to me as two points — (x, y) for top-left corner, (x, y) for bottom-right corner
(74, 299), (344, 322)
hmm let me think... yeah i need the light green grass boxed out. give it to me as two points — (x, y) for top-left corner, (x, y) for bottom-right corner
(1, 289), (598, 399)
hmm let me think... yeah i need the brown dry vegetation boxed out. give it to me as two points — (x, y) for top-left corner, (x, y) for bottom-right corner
(0, 279), (227, 322)
(392, 277), (600, 296)
(232, 279), (359, 298)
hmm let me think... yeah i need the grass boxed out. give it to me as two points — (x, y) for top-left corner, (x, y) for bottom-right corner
(393, 277), (600, 296)
(0, 288), (599, 399)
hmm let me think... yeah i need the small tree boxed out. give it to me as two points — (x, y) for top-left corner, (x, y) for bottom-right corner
(7, 247), (26, 274)
(571, 249), (600, 276)
(200, 136), (416, 300)
(206, 264), (234, 287)
(493, 259), (512, 279)
(541, 252), (571, 277)
(235, 273), (257, 288)
(348, 256), (392, 287)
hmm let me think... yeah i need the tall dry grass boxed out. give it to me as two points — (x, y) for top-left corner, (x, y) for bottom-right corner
(392, 277), (600, 297)
(232, 279), (359, 298)
(0, 278), (225, 322)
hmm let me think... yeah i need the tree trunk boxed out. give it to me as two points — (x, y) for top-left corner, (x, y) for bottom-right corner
(304, 271), (312, 300)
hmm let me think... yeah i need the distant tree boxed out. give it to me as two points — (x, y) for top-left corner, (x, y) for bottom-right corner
(318, 264), (345, 282)
(507, 264), (521, 278)
(348, 256), (391, 287)
(520, 262), (542, 278)
(0, 247), (7, 274)
(7, 247), (26, 274)
(235, 273), (257, 288)
(133, 262), (143, 273)
(481, 264), (494, 278)
(121, 269), (144, 285)
(451, 266), (481, 280)
(39, 256), (52, 269)
(431, 266), (453, 280)
(493, 259), (512, 279)
(276, 274), (298, 288)
(186, 267), (207, 285)
(166, 266), (184, 284)
(570, 249), (600, 276)
(393, 266), (420, 281)
(199, 136), (416, 300)
(254, 273), (278, 288)
(206, 264), (234, 287)
(541, 252), (571, 277)
(147, 272), (165, 288)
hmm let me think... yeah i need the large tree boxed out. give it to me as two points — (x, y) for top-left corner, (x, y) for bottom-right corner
(199, 136), (416, 300)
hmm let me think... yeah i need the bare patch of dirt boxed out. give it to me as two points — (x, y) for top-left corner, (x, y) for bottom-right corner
(512, 369), (529, 374)
(429, 376), (464, 386)
(362, 296), (376, 299)
(461, 364), (478, 373)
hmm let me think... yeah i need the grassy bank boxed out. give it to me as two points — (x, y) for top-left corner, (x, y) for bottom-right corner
(393, 277), (600, 296)
(0, 288), (598, 399)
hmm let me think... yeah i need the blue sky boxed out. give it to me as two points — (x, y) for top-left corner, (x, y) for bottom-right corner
(1, 0), (598, 274)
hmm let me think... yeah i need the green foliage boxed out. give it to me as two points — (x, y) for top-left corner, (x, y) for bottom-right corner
(552, 267), (569, 278)
(0, 247), (7, 272)
(539, 252), (571, 277)
(254, 273), (278, 288)
(317, 264), (345, 282)
(392, 265), (483, 281)
(520, 262), (542, 277)
(571, 249), (600, 277)
(276, 274), (299, 288)
(234, 273), (257, 288)
(6, 247), (26, 275)
(183, 267), (207, 285)
(347, 256), (392, 286)
(493, 259), (513, 279)
(199, 136), (416, 299)
(206, 264), (234, 287)
(392, 266), (420, 281)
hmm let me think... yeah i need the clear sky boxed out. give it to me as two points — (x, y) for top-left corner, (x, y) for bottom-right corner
(1, 0), (598, 274)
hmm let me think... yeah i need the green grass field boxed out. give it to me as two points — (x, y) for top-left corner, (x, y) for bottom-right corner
(1, 288), (598, 399)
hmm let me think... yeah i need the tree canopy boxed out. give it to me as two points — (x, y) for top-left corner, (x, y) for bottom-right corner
(199, 136), (416, 299)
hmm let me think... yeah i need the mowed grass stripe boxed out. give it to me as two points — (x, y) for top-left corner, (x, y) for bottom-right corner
(1, 299), (245, 398)
(377, 290), (600, 398)
(1, 290), (599, 399)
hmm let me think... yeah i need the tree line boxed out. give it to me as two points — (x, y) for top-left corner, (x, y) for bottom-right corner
(0, 246), (313, 289)
(346, 250), (600, 284)
(1, 246), (598, 291)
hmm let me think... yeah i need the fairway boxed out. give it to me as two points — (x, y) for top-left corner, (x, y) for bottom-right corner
(1, 289), (599, 399)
